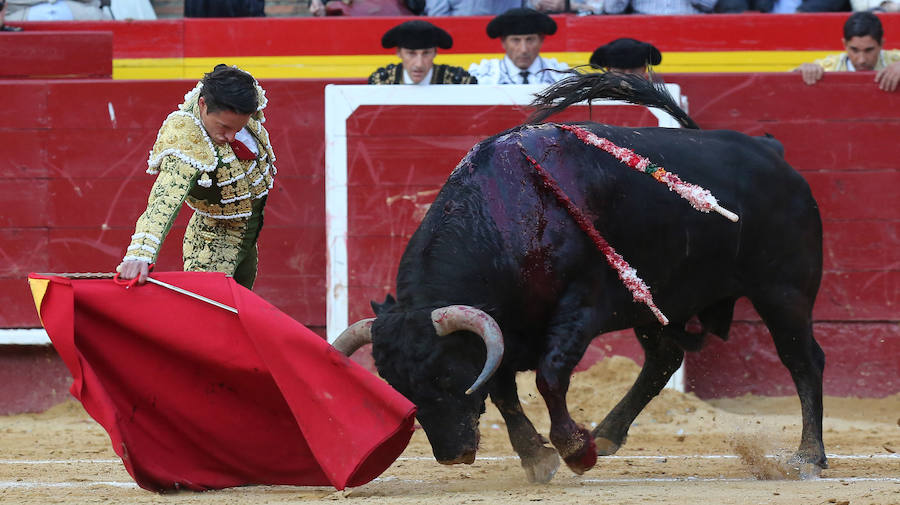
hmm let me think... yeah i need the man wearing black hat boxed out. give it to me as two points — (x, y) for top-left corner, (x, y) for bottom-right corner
(369, 20), (477, 85)
(468, 7), (569, 85)
(590, 38), (662, 78)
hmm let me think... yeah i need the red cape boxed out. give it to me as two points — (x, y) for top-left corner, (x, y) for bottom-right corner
(27, 272), (415, 492)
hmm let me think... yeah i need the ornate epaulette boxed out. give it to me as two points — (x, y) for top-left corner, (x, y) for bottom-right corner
(434, 64), (478, 84)
(368, 64), (402, 85)
(147, 111), (218, 176)
(813, 53), (846, 72)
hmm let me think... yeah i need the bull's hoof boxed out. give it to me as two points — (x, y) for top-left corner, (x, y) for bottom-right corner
(796, 462), (823, 480)
(594, 436), (621, 456)
(791, 452), (827, 479)
(562, 436), (597, 475)
(521, 446), (560, 484)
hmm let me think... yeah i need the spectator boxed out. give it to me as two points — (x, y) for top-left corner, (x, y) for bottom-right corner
(714, 0), (776, 11)
(369, 20), (477, 85)
(116, 65), (278, 289)
(309, 0), (357, 16)
(852, 0), (899, 10)
(795, 0), (849, 11)
(424, 0), (520, 15)
(0, 0), (23, 30)
(424, 1), (602, 17)
(525, 0), (604, 13)
(771, 0), (801, 13)
(3, 0), (111, 20)
(590, 38), (662, 77)
(185, 0), (265, 17)
(110, 0), (156, 19)
(603, 0), (717, 14)
(795, 11), (900, 91)
(468, 7), (569, 85)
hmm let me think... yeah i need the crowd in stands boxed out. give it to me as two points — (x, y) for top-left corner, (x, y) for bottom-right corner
(0, 0), (897, 21)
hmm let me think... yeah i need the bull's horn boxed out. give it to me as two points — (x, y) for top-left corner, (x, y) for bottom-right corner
(431, 305), (504, 395)
(332, 318), (374, 356)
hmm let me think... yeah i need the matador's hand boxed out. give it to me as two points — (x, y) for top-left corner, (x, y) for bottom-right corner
(116, 260), (150, 285)
(796, 63), (825, 86)
(875, 61), (900, 92)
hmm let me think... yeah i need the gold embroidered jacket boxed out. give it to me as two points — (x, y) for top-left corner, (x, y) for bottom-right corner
(368, 63), (478, 85)
(812, 49), (900, 71)
(123, 82), (276, 264)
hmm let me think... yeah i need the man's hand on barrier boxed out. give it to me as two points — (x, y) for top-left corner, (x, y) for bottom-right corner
(796, 63), (825, 85)
(875, 61), (900, 92)
(116, 260), (150, 285)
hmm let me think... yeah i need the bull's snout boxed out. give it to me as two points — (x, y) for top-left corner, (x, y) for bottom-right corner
(438, 449), (476, 465)
(434, 429), (479, 465)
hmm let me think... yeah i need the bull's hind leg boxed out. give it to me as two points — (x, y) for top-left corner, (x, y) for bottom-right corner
(751, 292), (827, 477)
(591, 324), (684, 455)
(490, 369), (560, 483)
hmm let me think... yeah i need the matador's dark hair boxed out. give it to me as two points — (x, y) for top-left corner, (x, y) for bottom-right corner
(844, 12), (883, 45)
(200, 64), (258, 115)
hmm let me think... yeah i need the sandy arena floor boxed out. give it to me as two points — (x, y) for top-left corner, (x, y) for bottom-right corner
(1, 356), (897, 504)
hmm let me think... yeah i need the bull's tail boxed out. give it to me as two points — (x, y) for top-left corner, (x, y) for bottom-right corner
(528, 71), (699, 129)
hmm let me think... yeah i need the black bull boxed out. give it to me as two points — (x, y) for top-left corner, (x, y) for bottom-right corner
(335, 74), (825, 484)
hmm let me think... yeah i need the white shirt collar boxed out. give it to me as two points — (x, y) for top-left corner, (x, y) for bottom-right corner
(234, 127), (259, 155)
(403, 67), (434, 85)
(502, 55), (546, 83)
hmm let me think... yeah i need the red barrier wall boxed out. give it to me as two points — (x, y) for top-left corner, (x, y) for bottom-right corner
(0, 72), (897, 413)
(0, 31), (112, 79)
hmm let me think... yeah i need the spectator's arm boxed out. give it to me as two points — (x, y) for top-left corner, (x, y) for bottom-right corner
(691, 0), (717, 11)
(425, 0), (451, 15)
(875, 61), (900, 92)
(795, 63), (825, 85)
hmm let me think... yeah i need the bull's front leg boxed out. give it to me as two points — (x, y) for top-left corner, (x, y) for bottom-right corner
(489, 370), (560, 483)
(535, 311), (598, 475)
(592, 324), (684, 455)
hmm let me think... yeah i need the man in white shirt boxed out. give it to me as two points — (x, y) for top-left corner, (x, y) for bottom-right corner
(468, 7), (569, 85)
(369, 20), (477, 85)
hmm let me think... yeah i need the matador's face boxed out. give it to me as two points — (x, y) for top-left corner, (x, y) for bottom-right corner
(843, 35), (882, 71)
(198, 97), (252, 145)
(397, 47), (437, 84)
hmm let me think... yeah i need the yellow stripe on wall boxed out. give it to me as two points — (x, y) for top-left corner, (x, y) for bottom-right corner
(113, 51), (840, 80)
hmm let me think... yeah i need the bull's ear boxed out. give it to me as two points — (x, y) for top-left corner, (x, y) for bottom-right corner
(371, 294), (397, 316)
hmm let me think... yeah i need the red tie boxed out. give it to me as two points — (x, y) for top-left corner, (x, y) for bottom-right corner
(229, 139), (256, 161)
